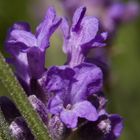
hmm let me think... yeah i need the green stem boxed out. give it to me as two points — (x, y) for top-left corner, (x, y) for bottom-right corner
(0, 109), (14, 140)
(0, 52), (50, 140)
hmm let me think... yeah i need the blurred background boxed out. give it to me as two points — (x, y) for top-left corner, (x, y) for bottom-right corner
(0, 0), (140, 139)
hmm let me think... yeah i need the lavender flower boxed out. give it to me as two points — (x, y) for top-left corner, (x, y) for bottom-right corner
(103, 1), (140, 33)
(41, 63), (103, 128)
(6, 7), (61, 85)
(1, 6), (123, 140)
(61, 6), (107, 67)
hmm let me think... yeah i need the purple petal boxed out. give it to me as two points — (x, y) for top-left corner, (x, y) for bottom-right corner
(10, 30), (37, 47)
(114, 121), (123, 137)
(91, 32), (108, 47)
(12, 52), (30, 84)
(73, 101), (98, 122)
(6, 22), (31, 56)
(60, 101), (98, 128)
(61, 18), (70, 53)
(79, 16), (99, 45)
(72, 6), (86, 31)
(27, 47), (45, 79)
(109, 114), (123, 138)
(71, 63), (103, 102)
(81, 32), (108, 55)
(61, 18), (70, 39)
(6, 42), (28, 57)
(48, 95), (63, 115)
(36, 7), (62, 50)
(60, 109), (77, 128)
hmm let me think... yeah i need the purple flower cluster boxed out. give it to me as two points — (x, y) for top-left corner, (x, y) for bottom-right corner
(1, 6), (123, 140)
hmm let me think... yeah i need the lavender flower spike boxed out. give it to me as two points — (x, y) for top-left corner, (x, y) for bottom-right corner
(6, 7), (61, 84)
(61, 6), (107, 67)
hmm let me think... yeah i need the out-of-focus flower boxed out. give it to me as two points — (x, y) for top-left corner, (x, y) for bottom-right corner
(103, 1), (140, 33)
(61, 6), (107, 67)
(5, 7), (61, 85)
(61, 0), (139, 34)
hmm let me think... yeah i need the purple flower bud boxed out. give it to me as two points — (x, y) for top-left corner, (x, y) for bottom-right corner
(48, 115), (68, 140)
(28, 95), (48, 125)
(9, 117), (34, 140)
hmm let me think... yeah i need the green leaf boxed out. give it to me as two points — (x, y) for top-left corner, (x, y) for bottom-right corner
(0, 52), (50, 140)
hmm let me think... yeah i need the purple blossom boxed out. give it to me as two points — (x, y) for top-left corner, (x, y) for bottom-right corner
(40, 62), (103, 128)
(6, 7), (61, 85)
(9, 117), (34, 140)
(61, 6), (107, 67)
(28, 95), (48, 125)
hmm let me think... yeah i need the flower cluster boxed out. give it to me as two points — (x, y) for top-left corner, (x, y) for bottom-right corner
(1, 6), (123, 140)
